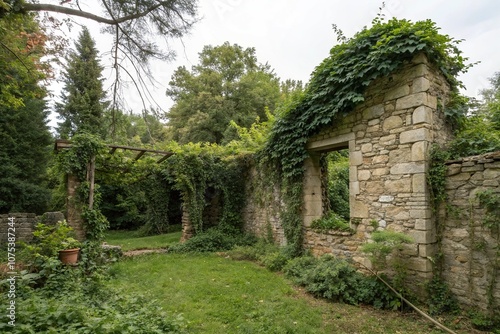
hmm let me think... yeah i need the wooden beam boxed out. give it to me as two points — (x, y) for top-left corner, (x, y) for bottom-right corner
(156, 153), (173, 164)
(134, 151), (146, 160)
(54, 139), (174, 161)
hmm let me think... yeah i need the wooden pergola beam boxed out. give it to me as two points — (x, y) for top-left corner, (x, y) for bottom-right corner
(54, 139), (173, 163)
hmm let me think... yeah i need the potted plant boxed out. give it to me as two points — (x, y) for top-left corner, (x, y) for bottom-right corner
(58, 237), (82, 265)
(27, 220), (82, 265)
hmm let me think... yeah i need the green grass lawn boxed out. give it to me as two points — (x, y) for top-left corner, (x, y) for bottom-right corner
(104, 230), (182, 251)
(109, 252), (460, 334)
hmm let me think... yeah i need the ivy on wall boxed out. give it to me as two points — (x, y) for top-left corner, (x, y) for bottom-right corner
(56, 133), (109, 241)
(262, 17), (472, 255)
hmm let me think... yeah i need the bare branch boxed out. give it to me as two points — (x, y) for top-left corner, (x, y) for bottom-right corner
(22, 1), (170, 25)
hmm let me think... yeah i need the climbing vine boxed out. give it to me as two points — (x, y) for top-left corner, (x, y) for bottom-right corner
(262, 17), (471, 255)
(56, 133), (109, 241)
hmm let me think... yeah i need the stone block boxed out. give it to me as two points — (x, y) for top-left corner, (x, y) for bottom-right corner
(389, 148), (411, 163)
(396, 92), (428, 110)
(412, 77), (431, 93)
(358, 170), (371, 181)
(350, 151), (363, 166)
(361, 143), (373, 153)
(385, 178), (412, 192)
(379, 134), (396, 146)
(461, 165), (484, 173)
(373, 168), (389, 176)
(385, 85), (410, 101)
(410, 209), (432, 219)
(411, 141), (428, 161)
(379, 195), (395, 203)
(372, 155), (389, 164)
(412, 173), (428, 193)
(304, 200), (323, 216)
(410, 229), (436, 244)
(362, 104), (385, 120)
(408, 257), (433, 272)
(400, 128), (431, 144)
(350, 181), (360, 195)
(383, 116), (403, 131)
(351, 200), (369, 218)
(484, 168), (500, 179)
(364, 181), (384, 193)
(349, 166), (358, 182)
(413, 106), (432, 124)
(415, 218), (433, 230)
(390, 162), (426, 175)
(418, 244), (436, 257)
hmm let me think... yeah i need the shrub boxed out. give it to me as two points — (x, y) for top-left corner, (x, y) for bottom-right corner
(169, 228), (256, 253)
(0, 287), (185, 333)
(310, 212), (352, 232)
(261, 250), (290, 272)
(426, 276), (460, 315)
(284, 254), (401, 309)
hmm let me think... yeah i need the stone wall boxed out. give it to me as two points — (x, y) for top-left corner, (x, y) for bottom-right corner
(304, 54), (452, 279)
(243, 54), (453, 288)
(0, 212), (65, 244)
(242, 165), (286, 245)
(440, 151), (500, 312)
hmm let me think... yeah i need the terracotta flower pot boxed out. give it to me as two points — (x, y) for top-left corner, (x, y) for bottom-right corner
(58, 248), (80, 265)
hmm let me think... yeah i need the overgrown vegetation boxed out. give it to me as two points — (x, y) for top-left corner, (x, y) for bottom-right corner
(1, 223), (184, 333)
(262, 17), (473, 255)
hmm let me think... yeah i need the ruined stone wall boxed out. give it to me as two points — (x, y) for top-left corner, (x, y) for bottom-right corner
(242, 54), (454, 288)
(0, 212), (65, 244)
(440, 151), (500, 312)
(242, 165), (286, 245)
(304, 54), (452, 280)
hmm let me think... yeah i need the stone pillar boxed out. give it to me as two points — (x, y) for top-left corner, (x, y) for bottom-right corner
(66, 174), (85, 240)
(180, 205), (195, 242)
(302, 153), (323, 227)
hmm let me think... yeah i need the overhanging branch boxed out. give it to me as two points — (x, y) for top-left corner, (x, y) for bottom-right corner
(22, 2), (166, 25)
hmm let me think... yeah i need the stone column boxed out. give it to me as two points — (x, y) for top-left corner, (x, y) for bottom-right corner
(180, 205), (195, 242)
(66, 174), (85, 240)
(302, 153), (323, 227)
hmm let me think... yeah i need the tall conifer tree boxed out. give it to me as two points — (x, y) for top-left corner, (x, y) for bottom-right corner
(57, 27), (107, 139)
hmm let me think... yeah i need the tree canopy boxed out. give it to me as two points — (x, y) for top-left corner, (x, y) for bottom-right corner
(165, 42), (283, 144)
(0, 11), (52, 213)
(1, 0), (199, 112)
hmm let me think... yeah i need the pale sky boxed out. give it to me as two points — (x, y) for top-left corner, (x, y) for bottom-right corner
(48, 0), (500, 127)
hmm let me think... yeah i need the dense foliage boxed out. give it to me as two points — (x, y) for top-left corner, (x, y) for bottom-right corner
(0, 11), (52, 214)
(283, 255), (400, 309)
(166, 42), (291, 144)
(261, 17), (472, 255)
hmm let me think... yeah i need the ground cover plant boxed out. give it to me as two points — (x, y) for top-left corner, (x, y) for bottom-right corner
(109, 251), (479, 334)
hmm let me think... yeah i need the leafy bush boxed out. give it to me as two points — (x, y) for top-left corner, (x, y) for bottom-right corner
(361, 230), (413, 270)
(260, 250), (291, 272)
(22, 221), (80, 260)
(284, 255), (400, 309)
(426, 276), (459, 315)
(169, 228), (256, 253)
(0, 287), (185, 333)
(310, 212), (352, 232)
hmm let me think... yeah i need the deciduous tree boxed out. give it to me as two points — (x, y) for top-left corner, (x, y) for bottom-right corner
(166, 42), (282, 144)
